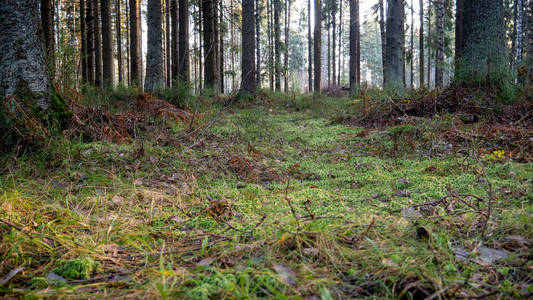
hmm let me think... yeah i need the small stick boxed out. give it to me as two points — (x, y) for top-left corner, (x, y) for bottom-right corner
(284, 179), (301, 233)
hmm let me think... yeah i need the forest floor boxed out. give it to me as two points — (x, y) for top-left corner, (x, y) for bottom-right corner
(1, 89), (532, 299)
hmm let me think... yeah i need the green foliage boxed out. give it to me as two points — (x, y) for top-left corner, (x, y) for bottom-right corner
(158, 82), (193, 109)
(52, 258), (98, 280)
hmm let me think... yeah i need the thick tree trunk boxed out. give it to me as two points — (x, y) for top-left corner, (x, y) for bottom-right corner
(379, 0), (386, 83)
(81, 0), (88, 83)
(514, 0), (524, 70)
(410, 0), (414, 88)
(308, 0), (313, 92)
(331, 0), (336, 86)
(116, 0), (123, 84)
(384, 0), (404, 88)
(274, 0), (281, 90)
(145, 0), (164, 92)
(455, 0), (464, 70)
(129, 0), (142, 86)
(284, 0), (290, 91)
(41, 0), (55, 77)
(241, 0), (256, 94)
(94, 0), (103, 87)
(314, 0), (321, 93)
(219, 1), (224, 93)
(202, 0), (216, 90)
(427, 2), (431, 87)
(165, 0), (171, 86)
(87, 0), (95, 84)
(0, 0), (50, 109)
(338, 0), (342, 85)
(256, 0), (262, 87)
(349, 0), (360, 94)
(435, 0), (444, 87)
(528, 0), (533, 75)
(458, 0), (508, 85)
(101, 0), (114, 86)
(419, 0), (424, 88)
(171, 0), (178, 83)
(178, 0), (190, 84)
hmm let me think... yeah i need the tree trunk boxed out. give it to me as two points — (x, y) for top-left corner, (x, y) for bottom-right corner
(284, 0), (290, 91)
(241, 0), (256, 94)
(0, 0), (50, 109)
(116, 0), (123, 84)
(144, 0), (164, 91)
(528, 0), (533, 75)
(457, 0), (508, 85)
(435, 0), (444, 87)
(338, 0), (342, 86)
(219, 1), (224, 93)
(178, 0), (190, 84)
(94, 0), (103, 87)
(171, 0), (178, 83)
(308, 0), (313, 92)
(213, 2), (220, 90)
(274, 0), (281, 90)
(349, 0), (360, 94)
(327, 0), (330, 87)
(202, 0), (217, 91)
(129, 0), (142, 86)
(514, 0), (524, 71)
(87, 0), (95, 84)
(455, 0), (464, 70)
(314, 0), (321, 93)
(427, 2), (431, 87)
(419, 0), (424, 88)
(81, 0), (88, 83)
(268, 0), (274, 90)
(410, 0), (414, 87)
(41, 0), (55, 77)
(384, 0), (404, 88)
(101, 0), (114, 86)
(126, 0), (130, 85)
(256, 0), (262, 88)
(331, 0), (336, 86)
(164, 0), (170, 86)
(379, 0), (386, 84)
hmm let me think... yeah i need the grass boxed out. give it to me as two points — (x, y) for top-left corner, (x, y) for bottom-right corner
(0, 91), (532, 299)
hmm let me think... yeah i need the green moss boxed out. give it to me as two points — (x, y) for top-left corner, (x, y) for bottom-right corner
(52, 257), (97, 280)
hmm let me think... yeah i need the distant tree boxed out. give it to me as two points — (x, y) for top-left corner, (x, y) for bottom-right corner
(116, 0), (123, 84)
(171, 0), (178, 82)
(241, 0), (256, 94)
(284, 0), (291, 91)
(256, 0), (262, 87)
(384, 0), (405, 88)
(0, 0), (50, 109)
(314, 0), (321, 93)
(81, 0), (88, 83)
(101, 0), (114, 87)
(178, 0), (190, 84)
(513, 0), (524, 72)
(331, 0), (337, 86)
(435, 0), (444, 87)
(455, 0), (464, 69)
(145, 0), (164, 92)
(202, 0), (217, 91)
(94, 0), (103, 87)
(274, 0), (281, 90)
(308, 0), (313, 92)
(87, 0), (95, 84)
(529, 0), (533, 75)
(349, 0), (360, 94)
(419, 0), (425, 87)
(129, 0), (142, 86)
(379, 0), (386, 82)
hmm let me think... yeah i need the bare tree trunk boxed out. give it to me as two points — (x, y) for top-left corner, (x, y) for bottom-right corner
(87, 0), (95, 84)
(419, 0), (424, 88)
(94, 0), (103, 87)
(101, 0), (114, 86)
(274, 0), (281, 90)
(214, 2), (220, 90)
(218, 1), (224, 93)
(514, 0), (524, 71)
(0, 0), (50, 109)
(379, 0), (386, 84)
(129, 0), (142, 86)
(242, 0), (256, 94)
(41, 0), (55, 78)
(268, 0), (274, 90)
(427, 2), (431, 87)
(308, 0), (313, 92)
(410, 0), (414, 88)
(284, 0), (290, 91)
(384, 0), (404, 88)
(256, 0), (262, 88)
(171, 0), (178, 83)
(331, 0), (336, 86)
(116, 0), (123, 84)
(327, 0), (330, 87)
(338, 0), (342, 86)
(144, 0), (163, 91)
(528, 0), (533, 75)
(165, 0), (171, 86)
(314, 0), (321, 93)
(81, 0), (88, 83)
(202, 0), (217, 91)
(349, 0), (360, 94)
(178, 0), (190, 84)
(435, 0), (444, 87)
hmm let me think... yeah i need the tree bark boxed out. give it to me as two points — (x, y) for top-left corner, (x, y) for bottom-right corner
(144, 0), (164, 91)
(202, 0), (217, 91)
(116, 0), (123, 84)
(268, 0), (274, 90)
(410, 0), (414, 88)
(314, 0), (321, 93)
(0, 0), (50, 109)
(284, 0), (291, 91)
(219, 1), (224, 93)
(81, 0), (88, 83)
(435, 0), (444, 87)
(94, 0), (103, 87)
(129, 0), (142, 86)
(384, 0), (404, 88)
(256, 0), (262, 87)
(165, 0), (170, 86)
(455, 0), (464, 70)
(458, 0), (508, 85)
(528, 0), (533, 75)
(419, 0), (424, 88)
(379, 0), (386, 84)
(514, 0), (524, 71)
(41, 0), (55, 77)
(338, 0), (342, 85)
(241, 0), (256, 94)
(308, 0), (313, 92)
(87, 0), (95, 84)
(101, 0), (114, 86)
(274, 0), (281, 90)
(178, 0), (190, 84)
(349, 0), (360, 94)
(331, 0), (336, 86)
(171, 0), (178, 83)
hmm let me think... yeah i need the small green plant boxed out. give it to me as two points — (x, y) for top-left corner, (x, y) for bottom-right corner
(52, 257), (98, 280)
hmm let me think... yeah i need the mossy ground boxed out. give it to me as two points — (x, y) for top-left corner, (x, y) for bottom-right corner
(1, 92), (532, 299)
